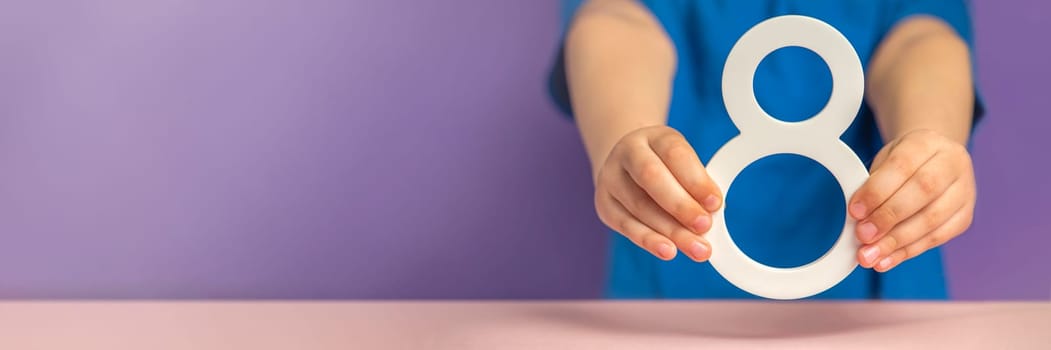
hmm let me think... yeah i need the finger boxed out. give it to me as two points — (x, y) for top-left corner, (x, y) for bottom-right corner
(649, 131), (723, 212)
(621, 143), (711, 234)
(873, 205), (973, 272)
(856, 153), (960, 243)
(595, 190), (677, 261)
(868, 137), (900, 171)
(849, 136), (937, 221)
(858, 183), (969, 268)
(607, 170), (711, 262)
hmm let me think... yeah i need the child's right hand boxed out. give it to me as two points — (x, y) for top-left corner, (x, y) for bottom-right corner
(593, 126), (724, 262)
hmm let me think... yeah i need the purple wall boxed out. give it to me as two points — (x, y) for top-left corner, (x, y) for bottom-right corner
(952, 0), (1051, 300)
(0, 1), (1046, 300)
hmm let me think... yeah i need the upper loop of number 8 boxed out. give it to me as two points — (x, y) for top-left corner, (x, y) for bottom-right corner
(706, 15), (870, 300)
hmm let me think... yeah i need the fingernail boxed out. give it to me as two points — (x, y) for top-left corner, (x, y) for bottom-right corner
(702, 195), (721, 212)
(689, 241), (709, 261)
(692, 215), (712, 233)
(850, 202), (867, 219)
(657, 243), (676, 260)
(861, 245), (880, 265)
(876, 257), (894, 271)
(857, 222), (878, 242)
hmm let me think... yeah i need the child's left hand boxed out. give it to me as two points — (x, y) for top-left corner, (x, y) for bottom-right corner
(849, 129), (976, 272)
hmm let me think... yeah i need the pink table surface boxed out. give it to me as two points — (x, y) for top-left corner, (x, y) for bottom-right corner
(0, 301), (1048, 349)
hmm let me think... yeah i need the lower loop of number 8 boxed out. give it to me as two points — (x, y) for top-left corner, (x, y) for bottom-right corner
(706, 15), (869, 300)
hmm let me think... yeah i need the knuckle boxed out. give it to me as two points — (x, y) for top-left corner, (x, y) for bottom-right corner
(924, 233), (944, 247)
(679, 173), (703, 190)
(636, 161), (665, 185)
(887, 156), (915, 176)
(653, 128), (682, 142)
(889, 250), (908, 267)
(670, 228), (694, 242)
(608, 145), (632, 166)
(961, 212), (975, 230)
(593, 193), (611, 219)
(617, 219), (642, 238)
(602, 213), (624, 232)
(646, 132), (671, 150)
(654, 221), (678, 237)
(662, 144), (693, 164)
(634, 232), (657, 247)
(946, 141), (968, 156)
(627, 194), (651, 214)
(595, 210), (610, 228)
(922, 209), (943, 230)
(620, 146), (644, 168)
(872, 206), (900, 227)
(904, 245), (923, 260)
(961, 154), (975, 171)
(599, 210), (621, 231)
(915, 172), (941, 197)
(684, 178), (712, 198)
(877, 155), (909, 179)
(881, 234), (900, 252)
(853, 190), (878, 211)
(671, 200), (699, 220)
(620, 133), (650, 151)
(949, 146), (975, 172)
(596, 207), (619, 230)
(642, 234), (673, 254)
(960, 148), (974, 167)
(612, 134), (635, 152)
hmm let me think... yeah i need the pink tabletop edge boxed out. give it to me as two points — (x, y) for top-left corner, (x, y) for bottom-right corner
(0, 301), (1047, 350)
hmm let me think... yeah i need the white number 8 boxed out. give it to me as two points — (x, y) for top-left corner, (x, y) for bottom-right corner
(706, 15), (870, 300)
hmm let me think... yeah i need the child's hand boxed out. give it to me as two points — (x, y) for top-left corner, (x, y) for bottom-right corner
(849, 129), (976, 272)
(593, 126), (724, 262)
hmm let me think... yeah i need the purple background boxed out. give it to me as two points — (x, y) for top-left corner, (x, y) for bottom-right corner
(0, 1), (1047, 300)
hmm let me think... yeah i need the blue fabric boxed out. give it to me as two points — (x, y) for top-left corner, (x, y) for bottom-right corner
(549, 0), (982, 300)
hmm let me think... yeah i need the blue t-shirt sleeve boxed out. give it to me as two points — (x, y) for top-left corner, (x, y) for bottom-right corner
(883, 0), (987, 127)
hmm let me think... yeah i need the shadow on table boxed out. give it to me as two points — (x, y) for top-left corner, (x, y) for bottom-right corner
(524, 302), (954, 340)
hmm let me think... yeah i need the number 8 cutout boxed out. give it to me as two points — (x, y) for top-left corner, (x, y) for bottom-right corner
(707, 15), (869, 300)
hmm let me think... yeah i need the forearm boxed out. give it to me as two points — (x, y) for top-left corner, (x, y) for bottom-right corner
(866, 16), (975, 145)
(564, 0), (676, 180)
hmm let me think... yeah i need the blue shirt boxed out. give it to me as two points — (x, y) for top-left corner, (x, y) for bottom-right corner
(549, 0), (983, 299)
